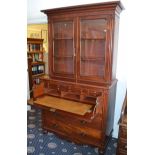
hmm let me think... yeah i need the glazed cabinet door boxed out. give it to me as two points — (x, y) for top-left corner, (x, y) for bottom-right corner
(77, 16), (109, 84)
(49, 18), (76, 81)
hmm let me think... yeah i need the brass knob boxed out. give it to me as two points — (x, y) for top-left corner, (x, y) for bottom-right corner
(124, 145), (127, 149)
(52, 124), (58, 128)
(80, 132), (86, 137)
(80, 120), (86, 124)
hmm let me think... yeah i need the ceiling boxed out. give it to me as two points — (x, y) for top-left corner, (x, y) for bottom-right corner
(27, 0), (116, 24)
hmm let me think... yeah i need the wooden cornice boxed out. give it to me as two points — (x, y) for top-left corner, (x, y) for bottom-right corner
(41, 1), (124, 15)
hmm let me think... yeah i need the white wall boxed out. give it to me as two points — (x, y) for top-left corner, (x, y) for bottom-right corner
(27, 0), (127, 138)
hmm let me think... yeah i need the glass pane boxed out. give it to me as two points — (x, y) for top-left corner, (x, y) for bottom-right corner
(80, 61), (104, 77)
(54, 40), (73, 56)
(81, 40), (105, 58)
(54, 59), (74, 74)
(80, 18), (107, 78)
(53, 20), (74, 75)
(81, 19), (107, 39)
(53, 21), (73, 39)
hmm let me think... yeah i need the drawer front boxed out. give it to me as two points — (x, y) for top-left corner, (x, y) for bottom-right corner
(43, 117), (101, 147)
(43, 116), (72, 136)
(43, 80), (103, 97)
(43, 113), (102, 139)
(44, 110), (102, 130)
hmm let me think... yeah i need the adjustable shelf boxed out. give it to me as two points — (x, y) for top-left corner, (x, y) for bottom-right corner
(81, 38), (105, 40)
(31, 61), (45, 65)
(81, 57), (104, 61)
(32, 73), (45, 78)
(54, 38), (73, 40)
(54, 55), (73, 59)
(27, 51), (44, 54)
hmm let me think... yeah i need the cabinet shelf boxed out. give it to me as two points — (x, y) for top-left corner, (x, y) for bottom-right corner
(31, 61), (45, 66)
(81, 57), (104, 61)
(81, 38), (105, 40)
(54, 55), (73, 59)
(27, 38), (45, 96)
(32, 73), (45, 78)
(27, 51), (44, 54)
(54, 38), (73, 40)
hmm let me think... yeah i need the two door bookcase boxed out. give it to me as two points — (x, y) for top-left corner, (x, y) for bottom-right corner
(32, 1), (124, 154)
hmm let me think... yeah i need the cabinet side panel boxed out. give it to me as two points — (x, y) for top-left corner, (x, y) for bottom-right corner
(48, 20), (53, 78)
(112, 15), (120, 80)
(106, 82), (117, 136)
(27, 57), (33, 98)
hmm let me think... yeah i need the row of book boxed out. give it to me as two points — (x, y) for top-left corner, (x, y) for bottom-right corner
(33, 78), (40, 84)
(27, 44), (43, 51)
(32, 65), (44, 75)
(31, 53), (43, 62)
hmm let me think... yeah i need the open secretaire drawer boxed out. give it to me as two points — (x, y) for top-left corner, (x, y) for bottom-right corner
(34, 95), (93, 115)
(32, 82), (103, 122)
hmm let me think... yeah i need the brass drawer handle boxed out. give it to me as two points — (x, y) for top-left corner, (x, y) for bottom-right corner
(80, 120), (87, 125)
(52, 124), (58, 128)
(50, 108), (56, 112)
(124, 144), (127, 149)
(80, 132), (86, 137)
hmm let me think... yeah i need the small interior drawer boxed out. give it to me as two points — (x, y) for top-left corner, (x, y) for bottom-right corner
(89, 90), (102, 97)
(48, 83), (59, 89)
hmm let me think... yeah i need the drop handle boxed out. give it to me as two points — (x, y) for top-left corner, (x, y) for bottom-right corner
(80, 120), (87, 125)
(124, 145), (127, 149)
(50, 108), (56, 113)
(80, 132), (86, 137)
(52, 124), (58, 128)
(73, 47), (76, 57)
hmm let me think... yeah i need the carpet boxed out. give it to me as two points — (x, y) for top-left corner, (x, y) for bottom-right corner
(27, 107), (118, 155)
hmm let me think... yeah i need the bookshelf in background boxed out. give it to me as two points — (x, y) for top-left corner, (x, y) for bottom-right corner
(27, 38), (45, 97)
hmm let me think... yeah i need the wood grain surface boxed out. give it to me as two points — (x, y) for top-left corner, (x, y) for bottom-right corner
(34, 95), (93, 115)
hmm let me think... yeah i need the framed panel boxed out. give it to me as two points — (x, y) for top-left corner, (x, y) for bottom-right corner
(50, 18), (76, 80)
(78, 17), (108, 82)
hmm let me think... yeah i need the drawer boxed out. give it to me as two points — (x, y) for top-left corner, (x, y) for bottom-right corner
(44, 110), (102, 130)
(88, 90), (102, 97)
(43, 118), (101, 147)
(72, 129), (101, 147)
(47, 82), (69, 91)
(71, 115), (102, 130)
(48, 83), (59, 89)
(43, 117), (72, 136)
(44, 114), (102, 139)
